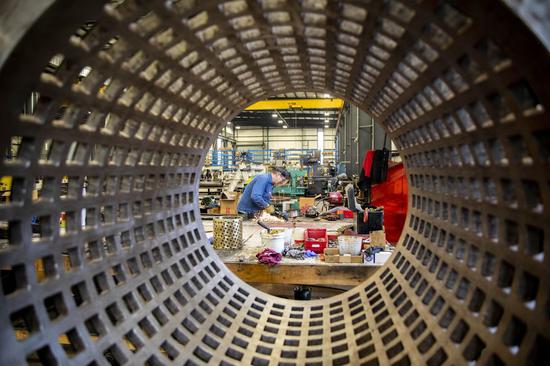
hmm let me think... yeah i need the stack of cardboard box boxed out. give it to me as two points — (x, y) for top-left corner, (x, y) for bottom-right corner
(322, 230), (387, 263)
(324, 248), (363, 263)
(220, 191), (241, 215)
(369, 230), (386, 247)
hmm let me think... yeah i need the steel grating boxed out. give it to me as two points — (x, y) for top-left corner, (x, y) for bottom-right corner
(0, 0), (549, 365)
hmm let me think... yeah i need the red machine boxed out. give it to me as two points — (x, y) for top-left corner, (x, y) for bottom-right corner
(327, 191), (343, 205)
(370, 163), (408, 243)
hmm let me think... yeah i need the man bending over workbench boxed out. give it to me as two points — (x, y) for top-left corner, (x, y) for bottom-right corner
(237, 167), (290, 218)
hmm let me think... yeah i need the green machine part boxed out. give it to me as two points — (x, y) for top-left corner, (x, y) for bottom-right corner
(273, 168), (308, 196)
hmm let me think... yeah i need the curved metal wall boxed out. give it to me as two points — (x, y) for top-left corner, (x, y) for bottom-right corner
(0, 1), (549, 365)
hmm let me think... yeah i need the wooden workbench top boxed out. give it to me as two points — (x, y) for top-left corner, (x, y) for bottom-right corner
(203, 217), (387, 286)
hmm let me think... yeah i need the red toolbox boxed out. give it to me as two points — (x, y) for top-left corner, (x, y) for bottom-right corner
(305, 238), (327, 253)
(305, 228), (328, 253)
(306, 228), (327, 239)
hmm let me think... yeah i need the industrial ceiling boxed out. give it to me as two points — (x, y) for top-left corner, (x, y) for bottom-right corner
(231, 98), (344, 129)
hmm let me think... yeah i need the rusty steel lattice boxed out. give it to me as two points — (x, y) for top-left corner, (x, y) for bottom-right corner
(0, 0), (549, 365)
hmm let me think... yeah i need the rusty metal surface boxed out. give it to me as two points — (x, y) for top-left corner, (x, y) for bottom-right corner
(0, 0), (549, 365)
(213, 217), (243, 250)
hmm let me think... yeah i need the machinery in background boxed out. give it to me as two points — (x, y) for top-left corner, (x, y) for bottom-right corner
(327, 191), (343, 206)
(272, 150), (286, 167)
(299, 150), (321, 177)
(199, 180), (224, 197)
(199, 150), (352, 219)
(272, 168), (308, 196)
(305, 176), (326, 196)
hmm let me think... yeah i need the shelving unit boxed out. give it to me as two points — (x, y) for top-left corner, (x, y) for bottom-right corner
(204, 148), (337, 168)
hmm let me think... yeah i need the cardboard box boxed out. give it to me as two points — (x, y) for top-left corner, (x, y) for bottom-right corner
(220, 191), (240, 215)
(340, 254), (352, 263)
(370, 230), (386, 246)
(299, 197), (316, 212)
(207, 207), (220, 214)
(324, 255), (340, 263)
(324, 248), (339, 256)
(351, 255), (363, 263)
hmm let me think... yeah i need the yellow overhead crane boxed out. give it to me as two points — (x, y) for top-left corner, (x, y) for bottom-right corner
(245, 98), (344, 110)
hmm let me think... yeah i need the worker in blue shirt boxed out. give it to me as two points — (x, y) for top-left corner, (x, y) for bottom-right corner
(237, 167), (290, 217)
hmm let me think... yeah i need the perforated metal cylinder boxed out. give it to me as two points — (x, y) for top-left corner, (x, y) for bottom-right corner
(213, 217), (243, 250)
(0, 1), (549, 365)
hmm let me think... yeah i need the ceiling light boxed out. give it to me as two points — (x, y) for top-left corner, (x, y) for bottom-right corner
(272, 113), (277, 117)
(278, 120), (283, 124)
(236, 126), (241, 129)
(324, 112), (329, 116)
(227, 121), (231, 124)
(323, 93), (330, 98)
(324, 119), (329, 122)
(282, 125), (288, 129)
(324, 125), (329, 128)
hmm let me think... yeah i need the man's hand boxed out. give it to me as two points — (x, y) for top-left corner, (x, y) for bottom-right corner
(265, 205), (275, 214)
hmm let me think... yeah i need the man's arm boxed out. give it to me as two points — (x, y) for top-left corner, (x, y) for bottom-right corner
(250, 175), (270, 208)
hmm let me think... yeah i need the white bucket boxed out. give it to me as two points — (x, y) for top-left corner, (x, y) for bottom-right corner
(338, 235), (363, 255)
(261, 230), (286, 253)
(272, 227), (293, 247)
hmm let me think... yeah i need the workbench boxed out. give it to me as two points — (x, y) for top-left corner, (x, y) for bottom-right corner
(203, 218), (387, 287)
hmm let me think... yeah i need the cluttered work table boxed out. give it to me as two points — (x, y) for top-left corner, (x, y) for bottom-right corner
(204, 217), (393, 287)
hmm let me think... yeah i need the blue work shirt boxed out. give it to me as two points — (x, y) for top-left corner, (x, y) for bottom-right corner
(237, 173), (273, 214)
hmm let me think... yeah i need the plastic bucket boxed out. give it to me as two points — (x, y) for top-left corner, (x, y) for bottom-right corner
(261, 230), (286, 253)
(272, 227), (293, 247)
(338, 235), (363, 255)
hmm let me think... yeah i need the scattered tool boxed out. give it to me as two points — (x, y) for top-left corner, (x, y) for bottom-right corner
(242, 232), (255, 244)
(305, 206), (319, 218)
(284, 248), (305, 260)
(271, 210), (289, 221)
(364, 246), (384, 262)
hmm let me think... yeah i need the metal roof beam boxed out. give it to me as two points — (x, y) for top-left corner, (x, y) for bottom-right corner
(245, 98), (344, 110)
